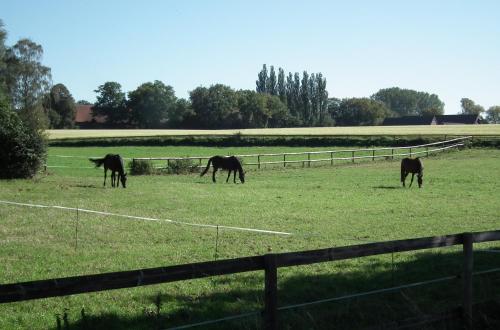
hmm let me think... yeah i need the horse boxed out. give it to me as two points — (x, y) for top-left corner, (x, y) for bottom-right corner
(400, 157), (423, 188)
(200, 156), (245, 183)
(89, 154), (127, 188)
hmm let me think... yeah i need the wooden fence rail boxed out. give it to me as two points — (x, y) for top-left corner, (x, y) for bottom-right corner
(132, 136), (471, 170)
(1, 229), (499, 329)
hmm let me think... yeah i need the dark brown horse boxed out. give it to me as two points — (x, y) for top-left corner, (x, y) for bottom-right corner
(401, 157), (423, 188)
(200, 156), (245, 183)
(89, 154), (127, 188)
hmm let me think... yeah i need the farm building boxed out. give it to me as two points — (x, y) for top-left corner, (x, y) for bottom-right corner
(382, 114), (481, 126)
(75, 104), (106, 128)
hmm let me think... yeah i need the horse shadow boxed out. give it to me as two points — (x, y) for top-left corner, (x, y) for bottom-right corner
(56, 248), (500, 330)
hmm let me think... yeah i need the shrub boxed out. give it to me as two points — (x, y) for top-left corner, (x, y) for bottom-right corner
(129, 159), (154, 175)
(0, 96), (47, 179)
(166, 158), (198, 174)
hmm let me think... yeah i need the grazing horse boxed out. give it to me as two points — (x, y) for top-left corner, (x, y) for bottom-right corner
(200, 156), (245, 183)
(89, 154), (127, 188)
(401, 157), (423, 188)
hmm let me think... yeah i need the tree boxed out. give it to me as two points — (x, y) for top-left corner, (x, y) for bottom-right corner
(334, 98), (389, 126)
(237, 90), (271, 128)
(460, 98), (485, 115)
(92, 82), (128, 127)
(277, 67), (286, 104)
(267, 65), (277, 95)
(45, 83), (76, 128)
(168, 98), (194, 128)
(372, 87), (444, 117)
(128, 80), (177, 128)
(256, 64), (267, 93)
(0, 89), (46, 178)
(486, 106), (500, 123)
(300, 71), (310, 124)
(0, 20), (8, 93)
(189, 84), (238, 129)
(5, 39), (52, 128)
(77, 100), (92, 105)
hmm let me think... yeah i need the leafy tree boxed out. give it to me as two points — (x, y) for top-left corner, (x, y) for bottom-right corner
(4, 38), (52, 129)
(237, 90), (270, 128)
(334, 98), (389, 126)
(45, 83), (76, 128)
(168, 98), (194, 128)
(266, 94), (288, 128)
(128, 80), (177, 128)
(486, 106), (500, 123)
(372, 87), (444, 117)
(256, 64), (267, 93)
(77, 99), (92, 105)
(189, 84), (238, 129)
(92, 82), (128, 127)
(0, 90), (46, 178)
(460, 98), (485, 115)
(267, 65), (277, 95)
(0, 20), (8, 93)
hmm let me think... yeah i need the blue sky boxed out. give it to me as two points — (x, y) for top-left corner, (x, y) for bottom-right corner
(2, 0), (499, 114)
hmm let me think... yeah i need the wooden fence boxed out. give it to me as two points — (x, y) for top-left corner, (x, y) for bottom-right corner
(1, 229), (499, 329)
(132, 136), (471, 170)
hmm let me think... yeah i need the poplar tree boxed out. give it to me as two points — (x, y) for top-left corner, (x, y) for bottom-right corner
(277, 67), (286, 104)
(267, 65), (277, 95)
(256, 64), (267, 93)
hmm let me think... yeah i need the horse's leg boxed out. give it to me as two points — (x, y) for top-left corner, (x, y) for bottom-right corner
(212, 168), (217, 183)
(402, 171), (408, 187)
(233, 170), (237, 183)
(103, 168), (107, 187)
(409, 173), (415, 187)
(226, 170), (231, 183)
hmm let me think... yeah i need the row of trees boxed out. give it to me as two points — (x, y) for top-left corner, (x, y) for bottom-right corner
(256, 65), (329, 126)
(91, 81), (289, 129)
(91, 79), (500, 128)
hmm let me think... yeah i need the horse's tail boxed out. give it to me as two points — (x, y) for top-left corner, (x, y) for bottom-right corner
(89, 157), (105, 168)
(200, 158), (212, 177)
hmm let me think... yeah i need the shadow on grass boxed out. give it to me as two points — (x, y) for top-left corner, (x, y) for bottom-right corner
(56, 248), (500, 330)
(372, 185), (401, 189)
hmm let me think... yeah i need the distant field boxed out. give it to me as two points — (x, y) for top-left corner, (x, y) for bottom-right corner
(46, 124), (500, 140)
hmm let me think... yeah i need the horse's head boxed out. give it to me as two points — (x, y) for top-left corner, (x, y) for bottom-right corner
(121, 173), (127, 188)
(239, 171), (245, 184)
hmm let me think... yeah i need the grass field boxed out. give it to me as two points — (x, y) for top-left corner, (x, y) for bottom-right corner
(1, 146), (499, 329)
(46, 124), (500, 140)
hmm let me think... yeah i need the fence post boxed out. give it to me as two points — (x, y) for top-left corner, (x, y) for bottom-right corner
(283, 154), (286, 168)
(258, 155), (261, 170)
(391, 148), (394, 160)
(462, 233), (473, 329)
(199, 158), (202, 168)
(409, 147), (412, 157)
(426, 147), (429, 157)
(352, 151), (355, 163)
(372, 149), (375, 161)
(263, 254), (278, 330)
(307, 153), (311, 167)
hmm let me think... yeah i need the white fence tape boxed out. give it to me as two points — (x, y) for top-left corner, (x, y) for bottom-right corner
(0, 200), (292, 236)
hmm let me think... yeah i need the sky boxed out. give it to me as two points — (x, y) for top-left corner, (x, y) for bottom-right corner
(2, 0), (499, 114)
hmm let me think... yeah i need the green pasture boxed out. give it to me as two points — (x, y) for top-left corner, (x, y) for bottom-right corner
(0, 146), (499, 329)
(46, 124), (500, 140)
